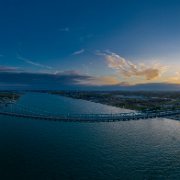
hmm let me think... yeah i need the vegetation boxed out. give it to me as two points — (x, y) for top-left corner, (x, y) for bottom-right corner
(50, 91), (180, 111)
(0, 92), (21, 104)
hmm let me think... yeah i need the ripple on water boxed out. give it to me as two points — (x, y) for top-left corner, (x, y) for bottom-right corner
(0, 94), (179, 179)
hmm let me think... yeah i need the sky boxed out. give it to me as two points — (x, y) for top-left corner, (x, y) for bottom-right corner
(0, 0), (180, 90)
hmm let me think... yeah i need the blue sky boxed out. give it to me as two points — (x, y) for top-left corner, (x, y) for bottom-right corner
(0, 0), (180, 89)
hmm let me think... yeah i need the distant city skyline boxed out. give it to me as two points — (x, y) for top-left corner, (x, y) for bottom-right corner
(0, 0), (180, 89)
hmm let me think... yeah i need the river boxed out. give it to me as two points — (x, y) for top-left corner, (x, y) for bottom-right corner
(0, 93), (179, 179)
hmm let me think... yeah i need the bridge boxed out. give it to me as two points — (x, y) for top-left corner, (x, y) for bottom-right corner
(0, 102), (180, 122)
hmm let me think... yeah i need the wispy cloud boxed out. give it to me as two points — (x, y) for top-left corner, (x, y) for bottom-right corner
(98, 51), (167, 81)
(54, 70), (80, 76)
(17, 55), (53, 70)
(0, 66), (19, 72)
(72, 49), (85, 55)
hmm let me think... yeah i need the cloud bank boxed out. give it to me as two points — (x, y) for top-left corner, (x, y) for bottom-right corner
(0, 69), (178, 90)
(0, 66), (126, 89)
(0, 71), (88, 89)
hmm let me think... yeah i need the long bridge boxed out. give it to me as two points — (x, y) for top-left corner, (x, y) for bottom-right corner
(0, 102), (180, 122)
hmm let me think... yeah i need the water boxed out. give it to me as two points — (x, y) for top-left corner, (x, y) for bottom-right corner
(0, 93), (180, 179)
(16, 93), (135, 114)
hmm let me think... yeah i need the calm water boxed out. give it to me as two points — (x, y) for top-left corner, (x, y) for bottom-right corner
(0, 93), (180, 179)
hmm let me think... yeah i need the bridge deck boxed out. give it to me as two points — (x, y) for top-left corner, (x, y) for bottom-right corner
(0, 110), (180, 122)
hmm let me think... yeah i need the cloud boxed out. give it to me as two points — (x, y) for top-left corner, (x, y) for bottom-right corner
(72, 49), (85, 55)
(167, 72), (180, 84)
(77, 75), (124, 86)
(17, 55), (53, 70)
(0, 71), (87, 88)
(54, 70), (80, 75)
(0, 70), (129, 89)
(0, 66), (19, 72)
(98, 51), (167, 80)
(0, 70), (179, 90)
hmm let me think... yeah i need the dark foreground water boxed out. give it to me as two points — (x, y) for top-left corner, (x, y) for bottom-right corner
(0, 93), (180, 179)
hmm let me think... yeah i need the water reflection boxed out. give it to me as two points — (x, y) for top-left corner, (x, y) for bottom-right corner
(0, 93), (179, 179)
